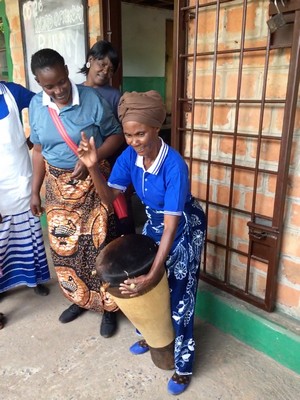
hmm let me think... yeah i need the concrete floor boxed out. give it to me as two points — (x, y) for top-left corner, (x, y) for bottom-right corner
(1, 233), (300, 400)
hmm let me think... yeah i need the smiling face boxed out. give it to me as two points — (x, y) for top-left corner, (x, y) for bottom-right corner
(123, 121), (161, 159)
(86, 56), (114, 87)
(34, 64), (72, 108)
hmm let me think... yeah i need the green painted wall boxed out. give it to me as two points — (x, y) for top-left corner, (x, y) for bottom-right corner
(122, 77), (166, 102)
(196, 288), (300, 375)
(0, 0), (12, 81)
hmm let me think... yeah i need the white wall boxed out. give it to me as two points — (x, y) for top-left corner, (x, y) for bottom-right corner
(121, 3), (173, 77)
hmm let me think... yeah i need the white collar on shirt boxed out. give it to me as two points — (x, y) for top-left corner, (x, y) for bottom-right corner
(42, 79), (79, 113)
(135, 137), (169, 175)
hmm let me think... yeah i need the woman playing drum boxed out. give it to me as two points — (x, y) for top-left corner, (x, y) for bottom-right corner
(78, 90), (206, 396)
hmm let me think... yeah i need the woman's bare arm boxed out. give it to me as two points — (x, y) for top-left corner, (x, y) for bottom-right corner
(120, 214), (180, 296)
(30, 144), (46, 216)
(78, 132), (121, 203)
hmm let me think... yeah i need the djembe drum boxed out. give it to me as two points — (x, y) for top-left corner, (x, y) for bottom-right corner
(96, 234), (174, 370)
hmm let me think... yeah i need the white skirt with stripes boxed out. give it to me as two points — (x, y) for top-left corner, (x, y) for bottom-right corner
(0, 210), (50, 292)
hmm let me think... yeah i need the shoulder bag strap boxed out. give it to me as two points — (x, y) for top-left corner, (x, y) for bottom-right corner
(48, 107), (78, 155)
(48, 106), (128, 219)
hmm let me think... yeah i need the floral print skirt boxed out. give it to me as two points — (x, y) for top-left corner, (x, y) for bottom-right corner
(143, 197), (206, 375)
(45, 162), (119, 312)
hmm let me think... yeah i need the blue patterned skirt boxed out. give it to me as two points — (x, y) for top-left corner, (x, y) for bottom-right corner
(143, 197), (206, 375)
(0, 210), (50, 292)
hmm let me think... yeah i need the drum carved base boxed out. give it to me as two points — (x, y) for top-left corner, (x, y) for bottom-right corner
(149, 340), (175, 370)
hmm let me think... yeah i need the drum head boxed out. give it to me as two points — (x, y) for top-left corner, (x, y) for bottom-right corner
(96, 234), (158, 286)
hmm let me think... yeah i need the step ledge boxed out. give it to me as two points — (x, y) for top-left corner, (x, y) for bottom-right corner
(195, 282), (300, 375)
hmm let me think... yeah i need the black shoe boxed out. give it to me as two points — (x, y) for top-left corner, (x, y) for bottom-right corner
(59, 304), (87, 323)
(0, 312), (6, 330)
(33, 284), (49, 296)
(100, 311), (117, 338)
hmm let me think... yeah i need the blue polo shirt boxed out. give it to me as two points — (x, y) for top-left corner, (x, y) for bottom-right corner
(108, 139), (191, 215)
(0, 81), (34, 118)
(29, 82), (122, 169)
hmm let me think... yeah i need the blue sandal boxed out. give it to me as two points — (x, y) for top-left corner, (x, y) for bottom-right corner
(129, 339), (149, 355)
(167, 372), (191, 395)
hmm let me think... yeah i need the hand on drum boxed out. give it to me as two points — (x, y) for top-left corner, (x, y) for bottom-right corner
(119, 274), (149, 297)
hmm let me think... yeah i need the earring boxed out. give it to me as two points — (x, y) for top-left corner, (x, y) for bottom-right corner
(86, 61), (90, 68)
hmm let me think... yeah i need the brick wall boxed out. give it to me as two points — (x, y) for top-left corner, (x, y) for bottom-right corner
(186, 0), (300, 319)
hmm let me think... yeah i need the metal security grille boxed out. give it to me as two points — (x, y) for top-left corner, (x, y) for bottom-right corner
(172, 0), (300, 311)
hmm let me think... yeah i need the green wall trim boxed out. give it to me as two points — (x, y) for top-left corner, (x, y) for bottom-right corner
(122, 77), (166, 101)
(196, 288), (300, 374)
(0, 0), (13, 81)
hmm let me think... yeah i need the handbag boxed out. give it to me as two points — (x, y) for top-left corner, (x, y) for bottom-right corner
(48, 107), (128, 219)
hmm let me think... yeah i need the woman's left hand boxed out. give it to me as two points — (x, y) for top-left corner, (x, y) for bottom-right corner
(119, 273), (159, 297)
(71, 159), (89, 180)
(119, 274), (150, 297)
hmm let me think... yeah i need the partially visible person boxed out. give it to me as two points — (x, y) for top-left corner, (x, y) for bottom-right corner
(29, 49), (123, 338)
(0, 311), (5, 329)
(0, 213), (6, 330)
(80, 39), (121, 120)
(0, 81), (50, 300)
(80, 40), (136, 235)
(78, 90), (207, 396)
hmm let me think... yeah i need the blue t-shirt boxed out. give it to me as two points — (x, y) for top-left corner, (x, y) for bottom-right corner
(94, 85), (121, 120)
(29, 84), (122, 169)
(108, 139), (191, 215)
(0, 81), (34, 118)
(93, 85), (126, 166)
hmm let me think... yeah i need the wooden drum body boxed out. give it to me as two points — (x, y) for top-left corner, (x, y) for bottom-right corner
(96, 234), (174, 370)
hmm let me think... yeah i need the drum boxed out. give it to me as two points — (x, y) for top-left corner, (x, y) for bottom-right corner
(96, 234), (174, 370)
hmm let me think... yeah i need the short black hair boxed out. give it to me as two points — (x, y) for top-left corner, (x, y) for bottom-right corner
(31, 48), (65, 75)
(79, 40), (119, 76)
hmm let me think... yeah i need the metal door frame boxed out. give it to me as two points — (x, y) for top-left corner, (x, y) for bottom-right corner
(172, 0), (300, 311)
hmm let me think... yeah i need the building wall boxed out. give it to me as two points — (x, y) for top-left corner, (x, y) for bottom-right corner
(121, 2), (173, 100)
(3, 0), (300, 320)
(4, 0), (101, 85)
(186, 0), (300, 319)
(3, 0), (102, 134)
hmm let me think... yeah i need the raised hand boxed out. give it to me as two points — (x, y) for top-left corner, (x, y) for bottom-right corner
(78, 132), (98, 169)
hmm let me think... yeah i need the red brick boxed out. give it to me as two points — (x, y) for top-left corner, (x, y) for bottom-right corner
(234, 169), (255, 188)
(254, 193), (274, 218)
(231, 213), (249, 242)
(277, 284), (300, 308)
(290, 202), (300, 227)
(266, 72), (289, 99)
(281, 258), (300, 285)
(249, 273), (267, 299)
(208, 207), (226, 229)
(281, 231), (300, 258)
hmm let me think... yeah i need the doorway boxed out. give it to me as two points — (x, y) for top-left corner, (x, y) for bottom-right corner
(102, 1), (174, 123)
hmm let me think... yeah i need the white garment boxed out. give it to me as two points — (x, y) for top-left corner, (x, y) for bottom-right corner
(0, 86), (32, 215)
